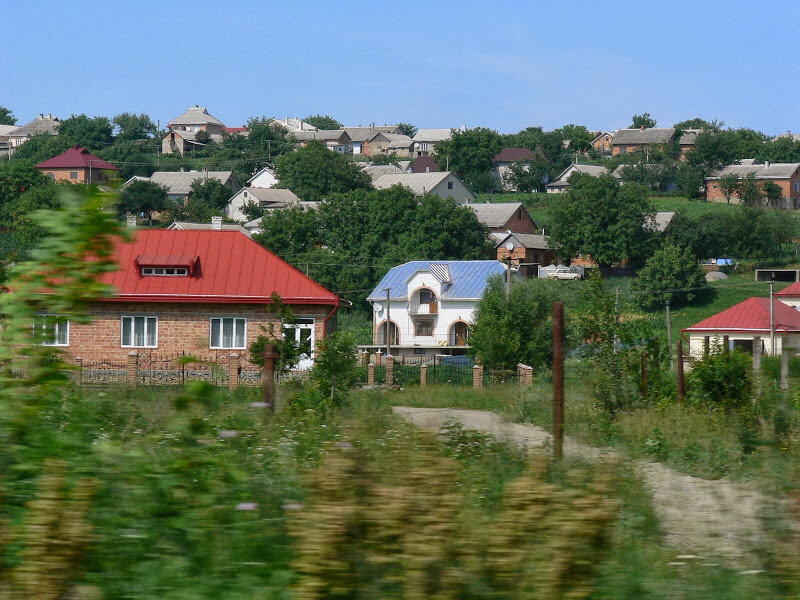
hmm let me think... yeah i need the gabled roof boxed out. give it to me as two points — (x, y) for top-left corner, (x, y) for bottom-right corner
(776, 281), (800, 297)
(367, 260), (506, 301)
(344, 126), (400, 142)
(167, 221), (251, 237)
(412, 128), (455, 143)
(11, 114), (60, 137)
(708, 162), (800, 180)
(362, 164), (405, 181)
(591, 131), (613, 142)
(678, 129), (702, 146)
(493, 232), (549, 250)
(683, 297), (800, 334)
(292, 129), (348, 142)
(410, 156), (440, 173)
(148, 171), (235, 195)
(646, 211), (676, 233)
(493, 147), (534, 163)
(550, 163), (608, 183)
(232, 187), (300, 205)
(612, 128), (675, 146)
(101, 230), (338, 306)
(269, 117), (319, 132)
(168, 106), (224, 127)
(467, 202), (534, 229)
(0, 125), (19, 137)
(246, 166), (277, 185)
(36, 145), (119, 170)
(161, 129), (224, 144)
(372, 171), (455, 195)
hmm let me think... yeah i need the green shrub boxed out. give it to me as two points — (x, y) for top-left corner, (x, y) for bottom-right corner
(688, 349), (752, 411)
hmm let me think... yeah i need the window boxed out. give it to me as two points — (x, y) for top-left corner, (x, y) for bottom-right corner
(413, 348), (427, 355)
(447, 181), (454, 189)
(121, 316), (157, 347)
(70, 171), (78, 179)
(795, 182), (799, 192)
(415, 320), (434, 336)
(34, 314), (69, 346)
(141, 267), (188, 276)
(210, 317), (246, 349)
(418, 288), (434, 304)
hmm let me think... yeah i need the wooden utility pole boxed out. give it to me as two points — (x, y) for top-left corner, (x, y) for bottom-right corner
(676, 339), (685, 404)
(262, 344), (277, 414)
(666, 299), (673, 370)
(553, 302), (564, 460)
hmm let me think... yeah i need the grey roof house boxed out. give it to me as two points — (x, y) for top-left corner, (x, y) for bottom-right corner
(467, 202), (538, 234)
(545, 163), (609, 193)
(125, 171), (238, 202)
(9, 114), (60, 152)
(225, 187), (302, 221)
(372, 171), (476, 203)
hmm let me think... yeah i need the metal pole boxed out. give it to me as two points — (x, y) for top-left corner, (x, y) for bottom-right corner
(770, 279), (775, 355)
(676, 339), (685, 404)
(385, 287), (391, 357)
(505, 258), (511, 300)
(553, 302), (564, 460)
(666, 299), (673, 370)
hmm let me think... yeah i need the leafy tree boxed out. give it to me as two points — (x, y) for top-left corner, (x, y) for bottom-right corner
(547, 173), (653, 267)
(195, 130), (212, 144)
(0, 106), (16, 125)
(737, 172), (763, 206)
(189, 178), (231, 211)
(273, 140), (372, 201)
(119, 179), (168, 224)
(560, 124), (594, 151)
(718, 172), (740, 203)
(433, 127), (504, 192)
(468, 276), (556, 369)
(311, 332), (360, 400)
(630, 113), (657, 129)
(112, 112), (157, 141)
(249, 294), (304, 374)
(676, 163), (705, 199)
(504, 159), (549, 192)
(689, 348), (752, 411)
(1, 184), (62, 246)
(219, 116), (294, 184)
(97, 139), (158, 180)
(0, 160), (49, 207)
(304, 114), (342, 130)
(763, 180), (783, 205)
(631, 243), (706, 310)
(57, 114), (114, 151)
(395, 122), (417, 137)
(673, 117), (722, 131)
(9, 133), (72, 164)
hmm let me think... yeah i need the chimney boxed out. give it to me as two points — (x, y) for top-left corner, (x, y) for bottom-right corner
(195, 104), (199, 108)
(126, 215), (137, 228)
(765, 160), (771, 168)
(211, 216), (223, 230)
(425, 166), (430, 173)
(39, 113), (44, 119)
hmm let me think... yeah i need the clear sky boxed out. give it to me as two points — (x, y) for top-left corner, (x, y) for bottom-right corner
(4, 1), (799, 135)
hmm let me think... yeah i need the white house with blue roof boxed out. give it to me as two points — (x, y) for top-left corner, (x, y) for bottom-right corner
(366, 260), (507, 358)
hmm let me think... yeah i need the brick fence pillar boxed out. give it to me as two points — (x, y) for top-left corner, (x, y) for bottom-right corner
(368, 363), (375, 386)
(361, 351), (370, 366)
(126, 351), (138, 387)
(74, 357), (82, 386)
(420, 364), (427, 386)
(376, 351), (383, 367)
(386, 355), (394, 386)
(228, 353), (240, 391)
(473, 364), (484, 388)
(525, 366), (533, 385)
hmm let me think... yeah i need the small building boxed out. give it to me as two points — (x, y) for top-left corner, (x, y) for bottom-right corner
(775, 281), (800, 307)
(683, 297), (800, 357)
(611, 127), (675, 156)
(591, 131), (614, 153)
(35, 145), (119, 184)
(545, 163), (608, 193)
(269, 117), (319, 132)
(493, 231), (555, 277)
(467, 202), (537, 234)
(162, 106), (227, 155)
(292, 129), (351, 153)
(9, 113), (60, 152)
(363, 132), (414, 158)
(492, 147), (535, 191)
(361, 163), (407, 182)
(161, 129), (224, 156)
(0, 124), (20, 156)
(372, 171), (476, 203)
(364, 260), (507, 358)
(167, 219), (251, 237)
(225, 187), (302, 222)
(247, 166), (278, 189)
(705, 161), (800, 206)
(412, 128), (457, 157)
(410, 156), (440, 173)
(142, 171), (238, 204)
(56, 230), (339, 368)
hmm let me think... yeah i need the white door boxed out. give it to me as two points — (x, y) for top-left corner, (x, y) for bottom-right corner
(284, 318), (315, 370)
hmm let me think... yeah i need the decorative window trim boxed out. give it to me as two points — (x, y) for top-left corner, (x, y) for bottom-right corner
(209, 317), (247, 349)
(121, 315), (158, 348)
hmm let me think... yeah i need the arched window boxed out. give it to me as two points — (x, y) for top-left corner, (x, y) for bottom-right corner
(449, 321), (470, 346)
(377, 320), (399, 346)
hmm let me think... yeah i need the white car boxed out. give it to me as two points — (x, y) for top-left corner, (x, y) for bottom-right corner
(547, 266), (581, 281)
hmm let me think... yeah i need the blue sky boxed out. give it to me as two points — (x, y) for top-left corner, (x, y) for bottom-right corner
(4, 1), (798, 135)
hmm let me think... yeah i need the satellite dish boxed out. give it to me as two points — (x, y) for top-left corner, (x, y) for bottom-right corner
(374, 303), (383, 312)
(505, 241), (514, 251)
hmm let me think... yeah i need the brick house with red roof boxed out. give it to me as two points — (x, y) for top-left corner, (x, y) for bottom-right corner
(683, 297), (800, 357)
(36, 145), (119, 184)
(57, 230), (339, 368)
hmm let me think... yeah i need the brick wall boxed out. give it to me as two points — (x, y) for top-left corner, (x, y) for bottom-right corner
(38, 167), (114, 184)
(66, 301), (333, 362)
(705, 178), (799, 201)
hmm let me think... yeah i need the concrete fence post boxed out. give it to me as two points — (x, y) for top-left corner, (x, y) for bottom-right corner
(781, 342), (790, 391)
(473, 364), (484, 388)
(526, 366), (533, 384)
(517, 363), (523, 384)
(420, 364), (427, 386)
(367, 363), (375, 386)
(386, 355), (394, 386)
(228, 353), (240, 391)
(126, 351), (138, 387)
(753, 336), (762, 397)
(74, 356), (82, 386)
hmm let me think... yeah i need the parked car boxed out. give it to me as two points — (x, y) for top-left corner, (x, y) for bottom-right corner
(547, 266), (581, 281)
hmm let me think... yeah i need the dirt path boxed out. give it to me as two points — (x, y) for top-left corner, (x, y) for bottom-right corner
(392, 406), (773, 565)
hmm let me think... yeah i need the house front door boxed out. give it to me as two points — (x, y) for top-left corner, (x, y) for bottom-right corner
(284, 318), (315, 369)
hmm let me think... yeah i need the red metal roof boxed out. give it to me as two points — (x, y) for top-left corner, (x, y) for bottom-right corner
(683, 297), (800, 334)
(101, 230), (338, 306)
(36, 145), (119, 170)
(493, 147), (534, 163)
(777, 281), (800, 297)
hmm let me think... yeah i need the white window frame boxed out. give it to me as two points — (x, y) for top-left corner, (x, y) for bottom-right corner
(141, 267), (188, 276)
(209, 317), (247, 349)
(34, 314), (69, 347)
(121, 315), (158, 348)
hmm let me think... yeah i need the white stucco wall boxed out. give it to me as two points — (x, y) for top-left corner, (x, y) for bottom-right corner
(225, 189), (254, 222)
(686, 332), (800, 358)
(248, 169), (278, 188)
(430, 174), (476, 204)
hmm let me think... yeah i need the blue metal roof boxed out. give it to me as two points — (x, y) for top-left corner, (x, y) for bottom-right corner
(367, 260), (507, 301)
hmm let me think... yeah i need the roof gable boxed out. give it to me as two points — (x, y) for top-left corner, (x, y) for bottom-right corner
(148, 171), (234, 195)
(467, 202), (536, 229)
(168, 106), (224, 127)
(368, 260), (506, 301)
(612, 128), (675, 146)
(36, 145), (119, 170)
(372, 171), (453, 195)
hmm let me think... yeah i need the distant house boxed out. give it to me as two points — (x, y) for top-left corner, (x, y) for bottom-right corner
(53, 229), (339, 369)
(611, 127), (675, 156)
(705, 160), (800, 206)
(410, 156), (440, 173)
(372, 171), (476, 203)
(361, 163), (407, 182)
(591, 131), (614, 153)
(683, 297), (800, 357)
(545, 163), (608, 193)
(9, 113), (60, 152)
(467, 202), (537, 234)
(269, 117), (319, 132)
(247, 166), (278, 189)
(137, 171), (238, 203)
(492, 231), (555, 277)
(492, 148), (535, 191)
(365, 260), (507, 358)
(646, 211), (676, 234)
(342, 126), (400, 155)
(162, 106), (226, 155)
(36, 145), (119, 184)
(292, 129), (351, 153)
(225, 187), (302, 222)
(412, 128), (457, 157)
(677, 129), (702, 159)
(168, 219), (251, 237)
(363, 132), (414, 158)
(0, 124), (20, 155)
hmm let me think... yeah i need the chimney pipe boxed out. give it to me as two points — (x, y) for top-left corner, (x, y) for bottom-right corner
(211, 216), (223, 230)
(640, 125), (645, 130)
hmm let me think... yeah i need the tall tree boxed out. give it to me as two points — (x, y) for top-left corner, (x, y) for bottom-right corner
(718, 173), (740, 203)
(673, 117), (722, 131)
(630, 113), (657, 129)
(113, 113), (157, 141)
(273, 140), (372, 201)
(304, 114), (343, 130)
(57, 114), (114, 152)
(0, 106), (16, 126)
(119, 179), (167, 225)
(737, 172), (763, 206)
(432, 127), (504, 192)
(631, 244), (706, 309)
(547, 173), (653, 267)
(396, 122), (417, 137)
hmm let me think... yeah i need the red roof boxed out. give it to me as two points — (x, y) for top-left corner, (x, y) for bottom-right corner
(493, 147), (534, 163)
(100, 230), (338, 306)
(683, 297), (800, 334)
(36, 145), (119, 171)
(410, 156), (440, 173)
(777, 281), (800, 297)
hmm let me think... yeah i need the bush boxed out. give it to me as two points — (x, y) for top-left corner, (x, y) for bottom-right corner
(688, 348), (752, 411)
(631, 243), (706, 310)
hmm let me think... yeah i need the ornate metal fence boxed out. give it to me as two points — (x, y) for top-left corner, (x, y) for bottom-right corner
(239, 353), (263, 387)
(82, 359), (127, 385)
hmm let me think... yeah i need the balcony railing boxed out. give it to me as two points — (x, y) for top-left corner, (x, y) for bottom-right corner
(372, 332), (469, 347)
(409, 301), (439, 315)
